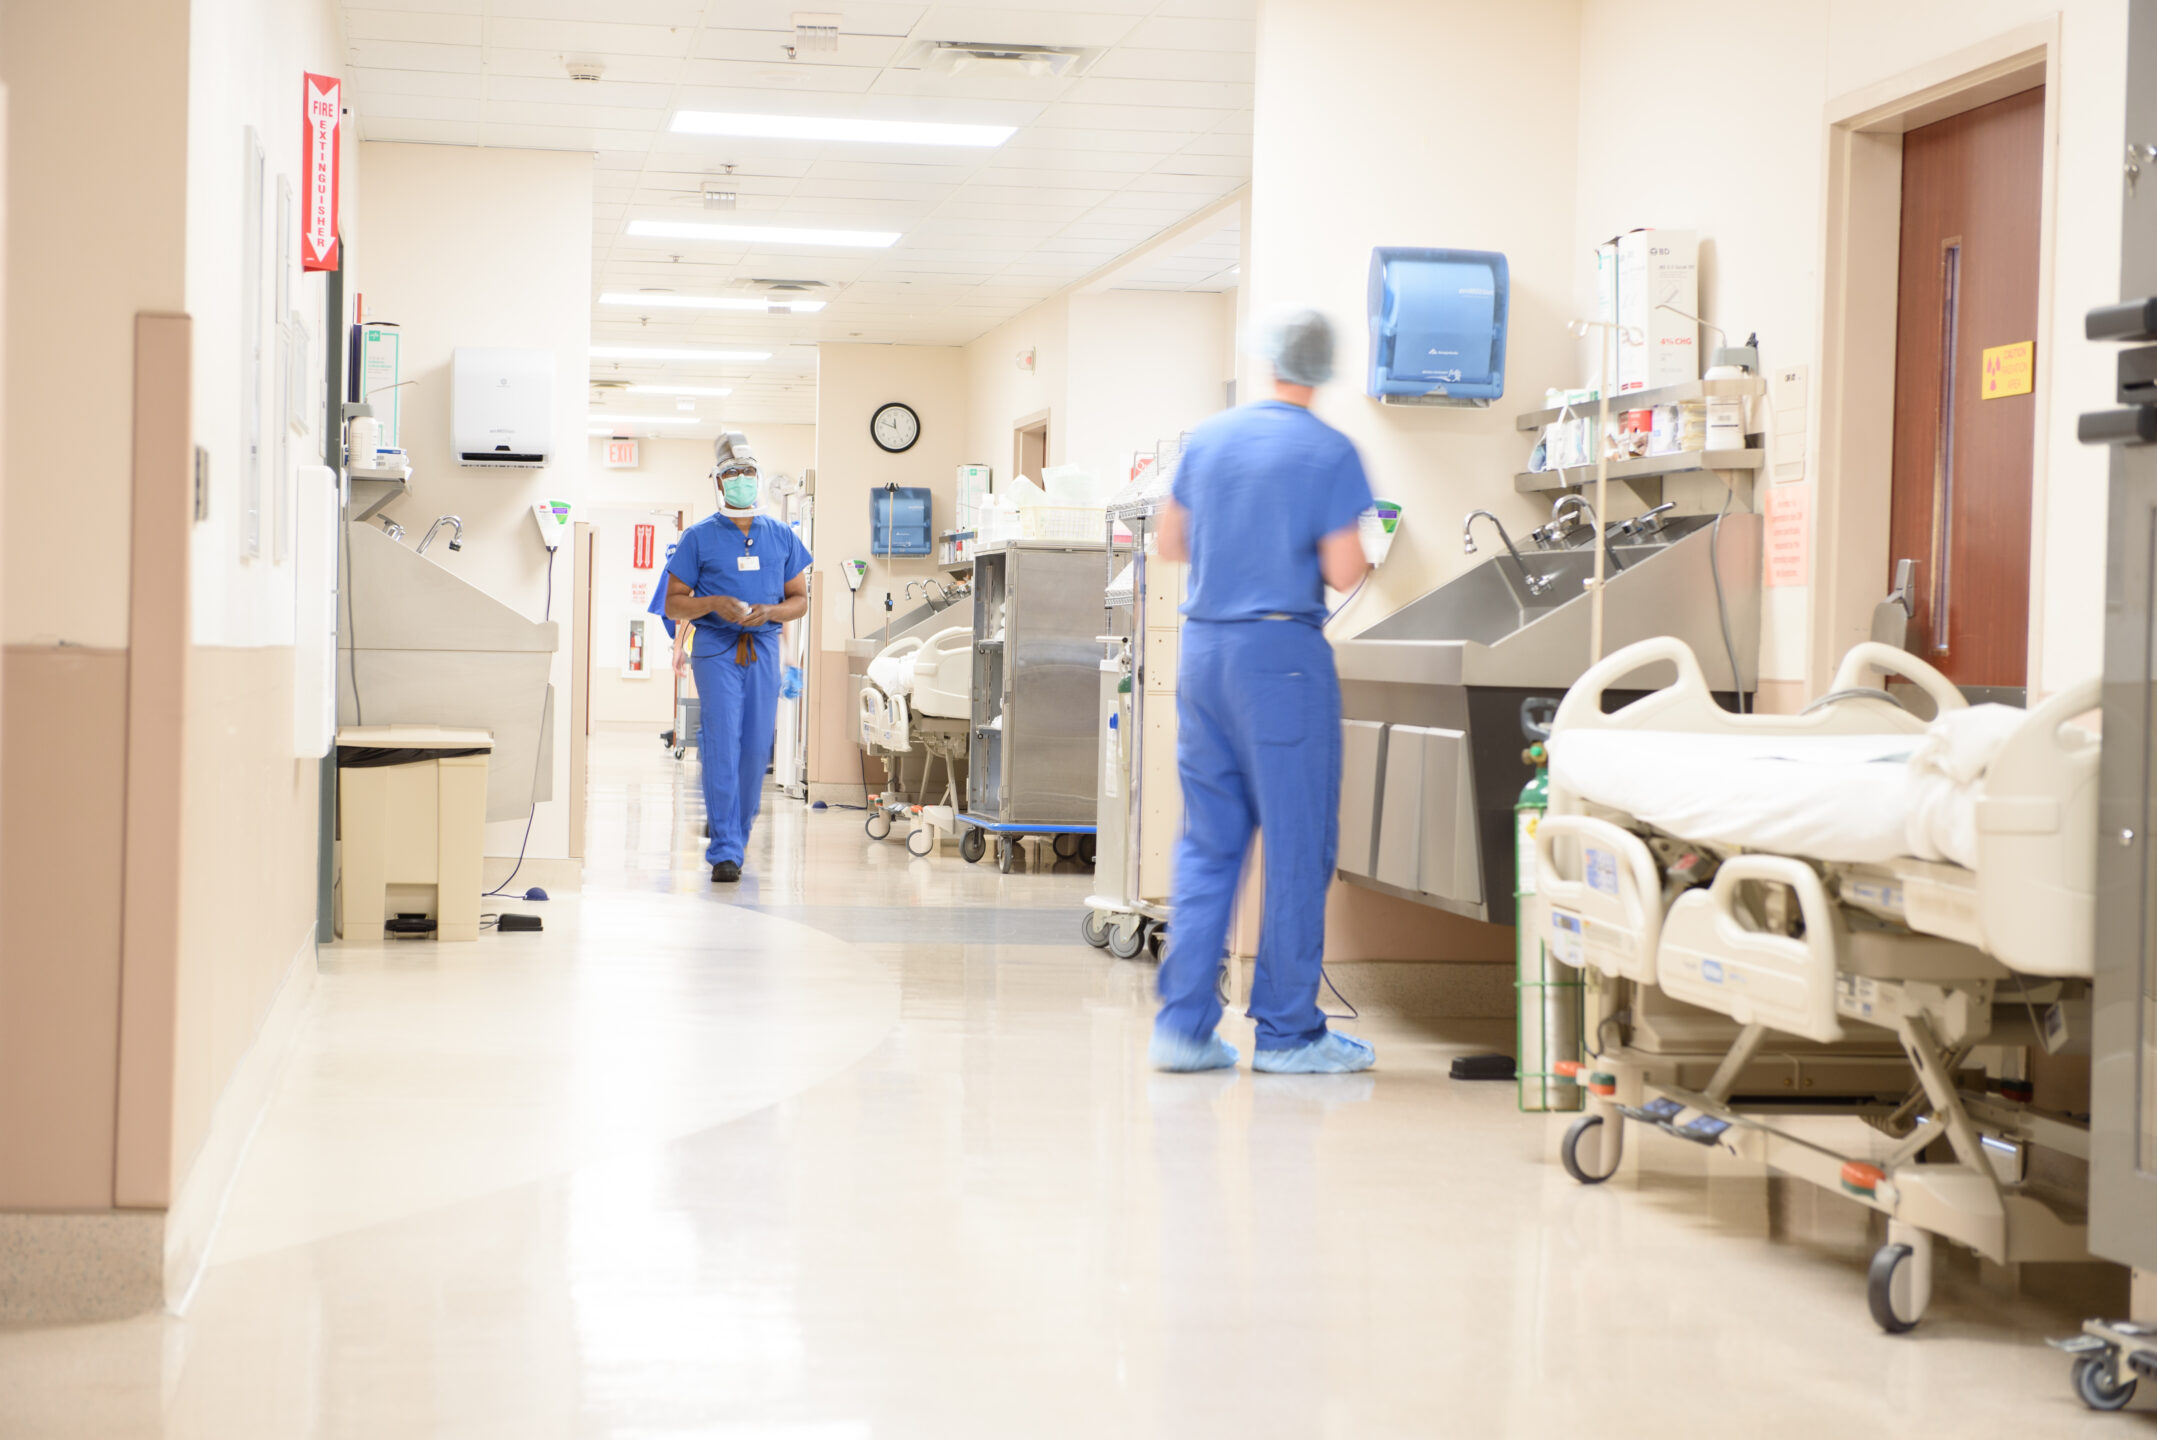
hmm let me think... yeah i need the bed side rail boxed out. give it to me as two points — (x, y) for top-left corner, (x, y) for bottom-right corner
(1976, 676), (2102, 978)
(1534, 814), (1666, 986)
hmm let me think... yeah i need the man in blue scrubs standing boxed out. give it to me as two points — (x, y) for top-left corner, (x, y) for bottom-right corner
(664, 434), (812, 883)
(1151, 309), (1375, 1073)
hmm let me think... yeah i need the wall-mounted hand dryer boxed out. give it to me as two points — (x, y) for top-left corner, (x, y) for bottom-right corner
(453, 347), (553, 467)
(1366, 248), (1509, 405)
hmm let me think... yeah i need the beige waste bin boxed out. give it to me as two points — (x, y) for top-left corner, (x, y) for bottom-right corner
(336, 725), (493, 942)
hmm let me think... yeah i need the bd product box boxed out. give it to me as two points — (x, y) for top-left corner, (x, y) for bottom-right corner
(956, 463), (991, 532)
(1611, 228), (1699, 394)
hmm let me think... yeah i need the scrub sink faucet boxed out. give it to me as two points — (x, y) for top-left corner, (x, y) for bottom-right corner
(1542, 495), (1624, 574)
(418, 515), (464, 555)
(1463, 510), (1553, 596)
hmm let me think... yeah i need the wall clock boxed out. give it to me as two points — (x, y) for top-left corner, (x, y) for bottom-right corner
(871, 401), (920, 454)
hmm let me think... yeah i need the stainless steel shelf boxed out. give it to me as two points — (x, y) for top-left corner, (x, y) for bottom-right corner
(1513, 376), (1768, 432)
(1515, 447), (1765, 496)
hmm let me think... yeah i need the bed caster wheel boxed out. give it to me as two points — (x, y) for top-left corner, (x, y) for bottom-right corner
(1081, 910), (1111, 948)
(2073, 1354), (2139, 1411)
(1107, 916), (1147, 960)
(865, 811), (892, 841)
(1145, 924), (1167, 962)
(997, 838), (1016, 874)
(960, 828), (985, 864)
(1560, 1115), (1623, 1185)
(906, 827), (934, 858)
(1867, 1241), (1929, 1334)
(673, 747), (687, 760)
(1053, 833), (1080, 859)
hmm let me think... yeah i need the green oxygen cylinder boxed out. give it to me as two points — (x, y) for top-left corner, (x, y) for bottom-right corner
(1515, 739), (1578, 1111)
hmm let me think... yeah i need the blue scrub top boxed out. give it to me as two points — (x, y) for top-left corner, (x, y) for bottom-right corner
(657, 512), (813, 653)
(1171, 400), (1373, 625)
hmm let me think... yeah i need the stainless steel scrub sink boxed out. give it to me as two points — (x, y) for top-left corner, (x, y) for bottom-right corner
(1332, 511), (1761, 926)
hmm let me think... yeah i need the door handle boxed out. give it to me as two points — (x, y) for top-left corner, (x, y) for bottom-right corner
(1871, 559), (1917, 650)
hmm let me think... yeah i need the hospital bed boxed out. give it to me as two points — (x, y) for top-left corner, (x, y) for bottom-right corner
(858, 625), (972, 857)
(1531, 636), (2098, 1332)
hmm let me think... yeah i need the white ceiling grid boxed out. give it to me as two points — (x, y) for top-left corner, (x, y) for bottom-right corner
(336, 0), (1257, 432)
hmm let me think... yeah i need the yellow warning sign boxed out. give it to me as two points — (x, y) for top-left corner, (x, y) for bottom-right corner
(1981, 340), (2035, 399)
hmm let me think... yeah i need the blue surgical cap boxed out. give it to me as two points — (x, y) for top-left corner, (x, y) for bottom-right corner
(1258, 306), (1336, 387)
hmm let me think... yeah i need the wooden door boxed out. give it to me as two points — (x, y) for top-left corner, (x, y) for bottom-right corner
(1886, 86), (2044, 688)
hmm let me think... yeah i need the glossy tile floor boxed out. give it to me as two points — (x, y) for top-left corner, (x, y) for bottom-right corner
(0, 734), (2144, 1437)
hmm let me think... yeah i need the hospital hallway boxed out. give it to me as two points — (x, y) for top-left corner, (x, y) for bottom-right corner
(0, 734), (2125, 1440)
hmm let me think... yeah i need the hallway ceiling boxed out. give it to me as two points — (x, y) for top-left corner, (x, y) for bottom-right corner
(333, 2), (1256, 432)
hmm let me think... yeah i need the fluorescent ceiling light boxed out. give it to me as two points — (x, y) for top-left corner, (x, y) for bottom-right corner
(590, 345), (772, 362)
(625, 384), (734, 397)
(589, 414), (702, 427)
(599, 291), (826, 313)
(671, 109), (1015, 148)
(627, 218), (898, 248)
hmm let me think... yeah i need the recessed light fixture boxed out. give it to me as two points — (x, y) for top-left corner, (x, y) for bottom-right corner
(671, 109), (1015, 148)
(627, 218), (898, 248)
(590, 345), (773, 362)
(588, 414), (702, 426)
(625, 384), (734, 397)
(599, 291), (827, 313)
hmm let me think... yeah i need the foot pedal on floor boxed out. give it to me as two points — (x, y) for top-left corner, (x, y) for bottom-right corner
(1619, 1096), (1687, 1125)
(1669, 1114), (1733, 1146)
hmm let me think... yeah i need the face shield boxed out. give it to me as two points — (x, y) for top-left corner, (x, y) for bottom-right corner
(715, 461), (760, 511)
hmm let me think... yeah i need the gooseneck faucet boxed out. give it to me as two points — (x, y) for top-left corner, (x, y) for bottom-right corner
(1547, 494), (1624, 573)
(417, 515), (464, 555)
(1463, 509), (1553, 596)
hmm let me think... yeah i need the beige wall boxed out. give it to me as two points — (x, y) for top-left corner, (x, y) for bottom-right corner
(1572, 0), (2128, 694)
(963, 296), (1070, 481)
(1066, 288), (1236, 486)
(813, 345), (971, 652)
(352, 142), (595, 860)
(1248, 0), (1586, 639)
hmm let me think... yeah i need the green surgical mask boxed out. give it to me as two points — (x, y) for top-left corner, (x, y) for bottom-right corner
(721, 475), (759, 509)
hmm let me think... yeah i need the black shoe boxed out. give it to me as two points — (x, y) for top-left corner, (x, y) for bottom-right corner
(711, 861), (741, 883)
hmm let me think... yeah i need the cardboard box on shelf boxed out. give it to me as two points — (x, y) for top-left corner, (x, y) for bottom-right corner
(1611, 228), (1699, 394)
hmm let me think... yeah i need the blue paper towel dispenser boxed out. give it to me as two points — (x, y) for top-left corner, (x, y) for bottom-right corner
(1366, 247), (1509, 404)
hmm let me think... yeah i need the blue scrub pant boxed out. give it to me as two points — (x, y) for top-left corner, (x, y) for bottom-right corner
(1157, 618), (1341, 1050)
(691, 639), (780, 866)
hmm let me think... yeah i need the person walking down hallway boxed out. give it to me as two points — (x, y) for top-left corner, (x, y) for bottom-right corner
(662, 433), (812, 883)
(1150, 308), (1376, 1074)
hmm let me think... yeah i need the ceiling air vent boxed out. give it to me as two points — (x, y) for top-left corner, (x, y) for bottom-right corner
(792, 12), (841, 53)
(901, 40), (1098, 78)
(566, 57), (605, 83)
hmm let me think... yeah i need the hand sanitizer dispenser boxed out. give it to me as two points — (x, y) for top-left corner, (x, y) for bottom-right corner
(1366, 247), (1509, 405)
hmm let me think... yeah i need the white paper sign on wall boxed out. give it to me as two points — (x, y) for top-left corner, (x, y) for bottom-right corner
(604, 438), (640, 468)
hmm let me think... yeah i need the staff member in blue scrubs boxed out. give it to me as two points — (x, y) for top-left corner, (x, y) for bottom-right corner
(1152, 309), (1375, 1073)
(663, 435), (812, 883)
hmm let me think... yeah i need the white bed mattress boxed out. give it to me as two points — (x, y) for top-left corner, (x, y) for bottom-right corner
(1547, 706), (2031, 869)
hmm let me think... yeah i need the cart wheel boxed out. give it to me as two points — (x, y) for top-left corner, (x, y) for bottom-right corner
(906, 827), (934, 858)
(865, 810), (892, 841)
(1560, 1115), (1622, 1184)
(674, 746), (687, 760)
(1107, 916), (1147, 960)
(1081, 911), (1111, 948)
(1053, 833), (1080, 859)
(2073, 1354), (2139, 1411)
(1867, 1243), (1925, 1334)
(997, 838), (1015, 874)
(1145, 923), (1167, 962)
(960, 828), (985, 864)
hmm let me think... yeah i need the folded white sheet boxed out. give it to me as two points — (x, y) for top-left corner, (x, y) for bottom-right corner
(867, 650), (917, 698)
(1548, 704), (2029, 869)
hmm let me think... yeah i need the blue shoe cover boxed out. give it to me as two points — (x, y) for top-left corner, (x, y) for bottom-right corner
(1252, 1031), (1375, 1074)
(1150, 1028), (1241, 1073)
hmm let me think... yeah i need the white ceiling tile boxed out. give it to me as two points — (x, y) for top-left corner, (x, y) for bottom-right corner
(691, 30), (907, 66)
(344, 8), (484, 45)
(345, 38), (484, 74)
(1085, 46), (1255, 84)
(1031, 102), (1216, 136)
(492, 0), (707, 23)
(1156, 0), (1259, 18)
(1150, 151), (1249, 178)
(1062, 77), (1252, 110)
(1122, 16), (1258, 52)
(348, 66), (484, 100)
(864, 69), (1080, 105)
(338, 0), (481, 10)
(678, 58), (886, 94)
(484, 17), (697, 58)
(356, 117), (483, 146)
(701, 2), (928, 37)
(910, 5), (1145, 50)
(1176, 130), (1252, 157)
(485, 73), (677, 107)
(356, 91), (485, 123)
(480, 100), (668, 131)
(485, 46), (686, 84)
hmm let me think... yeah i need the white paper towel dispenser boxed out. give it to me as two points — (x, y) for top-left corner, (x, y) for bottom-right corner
(453, 347), (552, 468)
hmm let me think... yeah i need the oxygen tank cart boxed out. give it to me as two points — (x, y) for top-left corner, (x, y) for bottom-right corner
(1514, 698), (1582, 1113)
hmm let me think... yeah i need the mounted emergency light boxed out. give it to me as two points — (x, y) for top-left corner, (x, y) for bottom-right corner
(1366, 247), (1509, 406)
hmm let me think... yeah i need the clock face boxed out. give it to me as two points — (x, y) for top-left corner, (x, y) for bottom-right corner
(871, 402), (920, 453)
